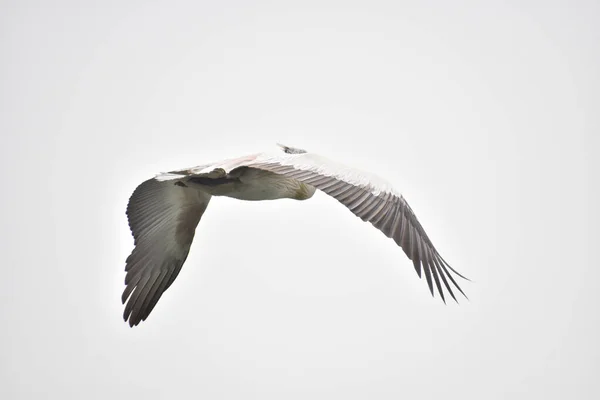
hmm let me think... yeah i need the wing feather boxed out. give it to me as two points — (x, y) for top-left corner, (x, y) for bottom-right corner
(122, 178), (210, 326)
(245, 154), (468, 301)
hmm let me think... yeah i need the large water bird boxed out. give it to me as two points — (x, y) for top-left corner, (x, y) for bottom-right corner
(122, 144), (468, 326)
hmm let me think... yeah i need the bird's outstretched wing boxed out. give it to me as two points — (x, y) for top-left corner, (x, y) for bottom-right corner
(243, 151), (469, 302)
(123, 178), (211, 326)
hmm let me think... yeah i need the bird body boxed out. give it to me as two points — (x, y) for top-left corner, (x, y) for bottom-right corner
(187, 166), (316, 201)
(122, 144), (468, 326)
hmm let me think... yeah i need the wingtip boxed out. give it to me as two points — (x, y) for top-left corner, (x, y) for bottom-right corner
(436, 252), (471, 282)
(125, 313), (141, 328)
(438, 287), (446, 304)
(412, 258), (422, 278)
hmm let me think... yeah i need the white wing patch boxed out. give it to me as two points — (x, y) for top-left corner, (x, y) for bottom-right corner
(252, 152), (399, 196)
(155, 172), (187, 181)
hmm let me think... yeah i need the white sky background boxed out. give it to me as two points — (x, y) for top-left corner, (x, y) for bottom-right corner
(1, 0), (597, 399)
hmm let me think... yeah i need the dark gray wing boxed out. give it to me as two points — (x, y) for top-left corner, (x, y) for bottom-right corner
(250, 162), (468, 302)
(123, 178), (211, 326)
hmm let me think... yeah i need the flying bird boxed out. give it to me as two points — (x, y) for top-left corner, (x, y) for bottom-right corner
(122, 144), (468, 326)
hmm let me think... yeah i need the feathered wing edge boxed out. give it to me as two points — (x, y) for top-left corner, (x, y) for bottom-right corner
(123, 178), (211, 326)
(249, 161), (469, 302)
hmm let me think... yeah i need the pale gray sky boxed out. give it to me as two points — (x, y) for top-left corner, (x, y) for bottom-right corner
(1, 1), (597, 399)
